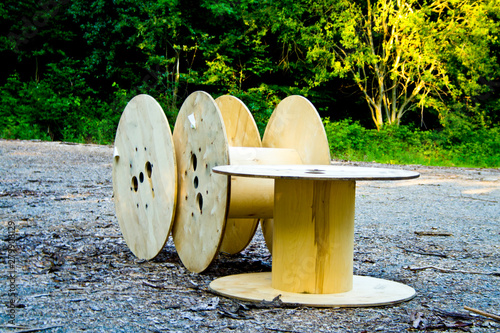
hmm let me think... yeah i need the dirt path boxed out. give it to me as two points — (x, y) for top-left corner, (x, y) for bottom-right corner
(1, 139), (499, 332)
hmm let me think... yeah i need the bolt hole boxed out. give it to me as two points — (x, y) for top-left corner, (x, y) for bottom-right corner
(145, 161), (152, 178)
(306, 169), (325, 174)
(196, 193), (203, 214)
(131, 176), (139, 192)
(139, 172), (144, 183)
(191, 153), (197, 171)
(194, 176), (199, 189)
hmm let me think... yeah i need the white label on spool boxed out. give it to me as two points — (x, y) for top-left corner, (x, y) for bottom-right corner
(188, 113), (196, 129)
(113, 146), (120, 159)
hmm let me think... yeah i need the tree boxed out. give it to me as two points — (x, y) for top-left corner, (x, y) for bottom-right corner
(277, 0), (500, 129)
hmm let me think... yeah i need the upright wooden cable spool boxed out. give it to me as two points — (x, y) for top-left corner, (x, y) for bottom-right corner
(172, 91), (330, 273)
(112, 94), (177, 260)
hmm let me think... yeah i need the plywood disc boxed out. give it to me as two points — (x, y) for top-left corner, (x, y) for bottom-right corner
(172, 91), (230, 273)
(210, 273), (416, 307)
(261, 95), (331, 252)
(216, 95), (261, 255)
(112, 94), (177, 260)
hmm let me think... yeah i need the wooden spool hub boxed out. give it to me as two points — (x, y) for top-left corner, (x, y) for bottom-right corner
(172, 92), (330, 273)
(216, 95), (262, 255)
(112, 94), (177, 260)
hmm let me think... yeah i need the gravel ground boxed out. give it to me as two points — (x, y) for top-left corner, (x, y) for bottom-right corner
(0, 139), (499, 332)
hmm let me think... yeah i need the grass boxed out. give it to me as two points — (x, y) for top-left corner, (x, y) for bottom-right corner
(2, 114), (499, 169)
(323, 118), (500, 169)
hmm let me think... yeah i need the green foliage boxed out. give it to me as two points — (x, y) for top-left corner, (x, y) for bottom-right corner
(324, 118), (500, 168)
(0, 73), (118, 144)
(273, 0), (500, 129)
(0, 0), (498, 170)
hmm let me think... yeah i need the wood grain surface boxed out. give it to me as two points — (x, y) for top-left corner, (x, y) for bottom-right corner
(112, 94), (177, 260)
(172, 91), (229, 273)
(260, 95), (331, 251)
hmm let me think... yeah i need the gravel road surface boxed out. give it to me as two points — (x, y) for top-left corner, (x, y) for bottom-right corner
(1, 139), (499, 332)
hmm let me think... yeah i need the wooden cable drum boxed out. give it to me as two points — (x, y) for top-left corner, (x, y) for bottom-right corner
(172, 92), (330, 273)
(112, 94), (177, 260)
(260, 95), (331, 252)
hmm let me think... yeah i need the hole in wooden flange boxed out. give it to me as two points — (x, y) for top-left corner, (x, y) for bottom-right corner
(139, 172), (144, 183)
(191, 153), (198, 171)
(194, 176), (199, 189)
(306, 169), (325, 174)
(132, 176), (139, 192)
(196, 193), (203, 214)
(145, 161), (152, 178)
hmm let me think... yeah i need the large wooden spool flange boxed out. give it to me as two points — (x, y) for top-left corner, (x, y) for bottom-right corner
(261, 95), (331, 251)
(172, 92), (230, 273)
(112, 94), (177, 260)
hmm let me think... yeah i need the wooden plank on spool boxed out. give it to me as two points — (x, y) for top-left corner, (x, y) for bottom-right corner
(172, 91), (229, 273)
(112, 94), (177, 260)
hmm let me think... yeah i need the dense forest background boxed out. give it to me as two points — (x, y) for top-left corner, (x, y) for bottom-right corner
(1, 0), (499, 167)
